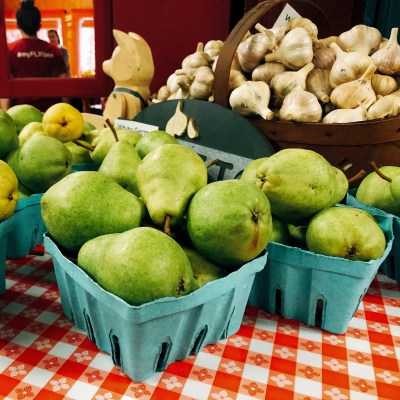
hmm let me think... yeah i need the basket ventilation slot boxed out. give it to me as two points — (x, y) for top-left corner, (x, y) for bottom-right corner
(275, 289), (282, 315)
(110, 333), (121, 368)
(83, 309), (96, 344)
(315, 299), (324, 327)
(190, 325), (208, 355)
(155, 341), (172, 372)
(220, 306), (235, 339)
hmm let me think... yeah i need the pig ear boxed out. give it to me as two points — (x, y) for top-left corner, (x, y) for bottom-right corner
(112, 29), (131, 49)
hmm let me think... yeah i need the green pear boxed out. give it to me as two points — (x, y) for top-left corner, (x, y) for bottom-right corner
(90, 129), (142, 164)
(390, 174), (400, 203)
(187, 179), (272, 268)
(331, 167), (349, 204)
(18, 181), (34, 199)
(356, 166), (400, 217)
(306, 206), (386, 261)
(135, 130), (179, 159)
(41, 171), (145, 254)
(6, 135), (72, 193)
(270, 217), (291, 245)
(7, 104), (43, 134)
(256, 149), (341, 224)
(77, 227), (194, 305)
(0, 110), (19, 159)
(64, 141), (94, 165)
(0, 160), (19, 222)
(287, 223), (308, 249)
(98, 139), (142, 196)
(18, 121), (48, 145)
(181, 245), (227, 290)
(83, 121), (96, 135)
(240, 157), (269, 185)
(137, 144), (208, 230)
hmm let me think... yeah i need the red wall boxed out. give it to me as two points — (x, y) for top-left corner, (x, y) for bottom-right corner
(112, 0), (232, 94)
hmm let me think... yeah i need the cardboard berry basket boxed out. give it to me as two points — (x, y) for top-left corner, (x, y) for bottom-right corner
(213, 0), (400, 186)
(44, 233), (267, 382)
(346, 189), (400, 283)
(248, 206), (394, 334)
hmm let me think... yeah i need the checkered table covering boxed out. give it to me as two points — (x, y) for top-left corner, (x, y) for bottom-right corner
(0, 249), (399, 400)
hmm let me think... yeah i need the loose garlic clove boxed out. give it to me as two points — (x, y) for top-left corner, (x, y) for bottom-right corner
(312, 47), (336, 70)
(367, 94), (400, 120)
(371, 73), (399, 97)
(338, 24), (382, 55)
(329, 42), (374, 88)
(371, 27), (400, 76)
(330, 64), (377, 109)
(229, 81), (275, 120)
(306, 68), (332, 103)
(323, 99), (372, 123)
(270, 62), (314, 107)
(278, 91), (322, 122)
(265, 27), (313, 70)
(251, 62), (286, 84)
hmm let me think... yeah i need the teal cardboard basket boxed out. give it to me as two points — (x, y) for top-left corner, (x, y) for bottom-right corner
(346, 189), (400, 283)
(248, 207), (393, 334)
(0, 216), (16, 294)
(44, 233), (267, 382)
(6, 194), (47, 259)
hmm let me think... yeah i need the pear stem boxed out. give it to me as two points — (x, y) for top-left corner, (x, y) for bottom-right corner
(369, 161), (392, 182)
(206, 159), (220, 168)
(73, 139), (95, 151)
(106, 118), (119, 142)
(347, 169), (366, 184)
(164, 215), (172, 236)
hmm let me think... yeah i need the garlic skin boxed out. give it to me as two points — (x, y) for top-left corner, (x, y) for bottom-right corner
(329, 42), (374, 88)
(278, 91), (322, 122)
(330, 64), (377, 109)
(270, 62), (314, 106)
(371, 74), (398, 97)
(312, 47), (336, 70)
(338, 24), (382, 55)
(237, 32), (276, 73)
(323, 99), (371, 123)
(306, 68), (332, 103)
(367, 94), (400, 119)
(371, 27), (400, 76)
(251, 62), (286, 84)
(229, 81), (275, 120)
(265, 27), (313, 70)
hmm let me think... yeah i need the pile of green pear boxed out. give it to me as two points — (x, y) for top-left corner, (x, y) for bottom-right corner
(40, 128), (274, 306)
(240, 148), (386, 261)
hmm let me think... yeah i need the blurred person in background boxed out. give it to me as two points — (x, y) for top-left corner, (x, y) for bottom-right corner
(48, 29), (70, 76)
(0, 0), (68, 111)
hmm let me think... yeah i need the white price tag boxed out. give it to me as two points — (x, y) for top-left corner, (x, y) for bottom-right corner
(114, 118), (159, 136)
(273, 4), (302, 28)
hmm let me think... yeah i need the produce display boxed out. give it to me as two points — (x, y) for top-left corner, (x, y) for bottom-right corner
(152, 21), (400, 123)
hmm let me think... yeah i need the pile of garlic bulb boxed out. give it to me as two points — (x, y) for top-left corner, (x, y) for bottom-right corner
(151, 18), (400, 123)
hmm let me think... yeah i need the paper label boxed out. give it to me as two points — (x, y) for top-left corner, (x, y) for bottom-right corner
(273, 4), (302, 28)
(114, 118), (159, 135)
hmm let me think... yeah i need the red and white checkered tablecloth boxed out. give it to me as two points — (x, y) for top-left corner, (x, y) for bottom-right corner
(0, 248), (399, 400)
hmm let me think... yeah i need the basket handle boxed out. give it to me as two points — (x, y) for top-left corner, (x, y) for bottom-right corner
(213, 0), (332, 108)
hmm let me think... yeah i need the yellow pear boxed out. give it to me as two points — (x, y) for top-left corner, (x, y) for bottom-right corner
(0, 160), (19, 222)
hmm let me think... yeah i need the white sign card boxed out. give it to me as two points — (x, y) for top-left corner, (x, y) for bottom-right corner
(114, 118), (159, 136)
(273, 3), (302, 28)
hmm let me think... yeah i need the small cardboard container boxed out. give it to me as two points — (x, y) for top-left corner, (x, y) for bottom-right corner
(248, 206), (393, 334)
(346, 190), (400, 283)
(0, 216), (16, 294)
(6, 194), (47, 259)
(44, 233), (267, 382)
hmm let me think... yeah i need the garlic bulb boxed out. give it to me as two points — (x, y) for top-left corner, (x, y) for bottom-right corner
(312, 47), (336, 70)
(367, 94), (400, 119)
(156, 85), (171, 101)
(237, 32), (276, 73)
(323, 99), (372, 123)
(371, 27), (400, 76)
(330, 64), (377, 109)
(314, 35), (338, 49)
(229, 81), (275, 120)
(182, 42), (211, 69)
(338, 24), (382, 55)
(204, 39), (224, 58)
(329, 42), (374, 88)
(251, 62), (286, 84)
(265, 27), (313, 70)
(306, 68), (332, 103)
(371, 74), (398, 97)
(278, 91), (322, 122)
(189, 66), (214, 100)
(270, 62), (314, 106)
(268, 17), (318, 45)
(166, 73), (181, 94)
(229, 69), (247, 91)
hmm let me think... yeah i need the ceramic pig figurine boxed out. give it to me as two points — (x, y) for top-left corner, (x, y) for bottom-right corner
(103, 29), (155, 124)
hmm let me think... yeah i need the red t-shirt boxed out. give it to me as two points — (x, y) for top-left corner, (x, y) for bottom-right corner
(8, 38), (68, 110)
